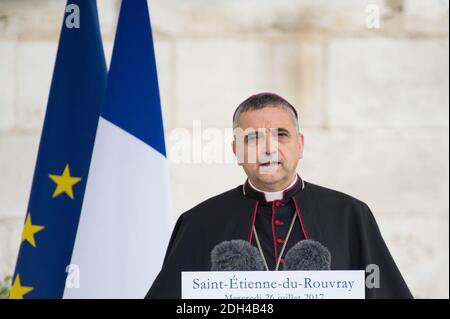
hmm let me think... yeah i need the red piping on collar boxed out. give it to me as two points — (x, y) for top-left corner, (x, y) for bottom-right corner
(248, 201), (259, 244)
(292, 196), (309, 239)
(281, 175), (299, 200)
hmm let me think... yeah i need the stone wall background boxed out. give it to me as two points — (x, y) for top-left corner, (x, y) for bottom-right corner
(0, 0), (448, 298)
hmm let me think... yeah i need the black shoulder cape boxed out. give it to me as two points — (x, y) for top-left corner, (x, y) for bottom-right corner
(145, 178), (412, 299)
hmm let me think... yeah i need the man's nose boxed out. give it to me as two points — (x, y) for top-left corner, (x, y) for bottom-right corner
(263, 135), (277, 155)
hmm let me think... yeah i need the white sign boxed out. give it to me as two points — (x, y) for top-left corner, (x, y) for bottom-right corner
(182, 271), (365, 299)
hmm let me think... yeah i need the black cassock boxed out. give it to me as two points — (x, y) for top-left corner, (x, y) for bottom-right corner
(146, 176), (413, 299)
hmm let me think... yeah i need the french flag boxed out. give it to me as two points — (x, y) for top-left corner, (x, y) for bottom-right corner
(64, 0), (172, 298)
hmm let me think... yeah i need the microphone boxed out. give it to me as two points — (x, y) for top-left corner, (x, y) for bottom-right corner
(211, 240), (266, 271)
(283, 239), (331, 270)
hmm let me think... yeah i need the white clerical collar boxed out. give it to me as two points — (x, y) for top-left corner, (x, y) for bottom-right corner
(248, 175), (298, 202)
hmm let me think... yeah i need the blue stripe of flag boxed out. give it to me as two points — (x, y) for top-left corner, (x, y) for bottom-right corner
(101, 0), (166, 157)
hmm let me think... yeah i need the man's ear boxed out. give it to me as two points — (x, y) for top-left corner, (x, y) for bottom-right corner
(298, 133), (304, 160)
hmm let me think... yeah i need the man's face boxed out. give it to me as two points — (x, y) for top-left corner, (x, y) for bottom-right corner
(232, 105), (304, 191)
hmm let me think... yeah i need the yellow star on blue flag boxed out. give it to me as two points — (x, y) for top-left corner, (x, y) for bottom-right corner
(21, 212), (45, 248)
(49, 164), (82, 199)
(9, 274), (34, 299)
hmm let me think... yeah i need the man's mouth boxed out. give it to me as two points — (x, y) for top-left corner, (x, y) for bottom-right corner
(259, 161), (281, 167)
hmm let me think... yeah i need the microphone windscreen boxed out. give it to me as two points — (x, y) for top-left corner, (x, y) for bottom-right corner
(211, 239), (265, 271)
(283, 239), (331, 271)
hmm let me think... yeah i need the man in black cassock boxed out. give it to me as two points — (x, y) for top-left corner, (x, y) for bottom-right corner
(146, 93), (413, 299)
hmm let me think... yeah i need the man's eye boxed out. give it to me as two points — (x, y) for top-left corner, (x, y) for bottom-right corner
(247, 134), (264, 141)
(246, 135), (257, 143)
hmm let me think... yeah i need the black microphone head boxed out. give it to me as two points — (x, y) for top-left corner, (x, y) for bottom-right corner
(283, 239), (331, 271)
(211, 240), (265, 271)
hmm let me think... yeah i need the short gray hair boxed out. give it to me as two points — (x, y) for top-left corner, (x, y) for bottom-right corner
(232, 93), (299, 131)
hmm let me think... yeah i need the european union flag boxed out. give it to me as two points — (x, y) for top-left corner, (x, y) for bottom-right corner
(11, 0), (107, 298)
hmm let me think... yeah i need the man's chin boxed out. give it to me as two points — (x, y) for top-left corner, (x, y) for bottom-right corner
(258, 163), (281, 175)
(255, 172), (284, 186)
